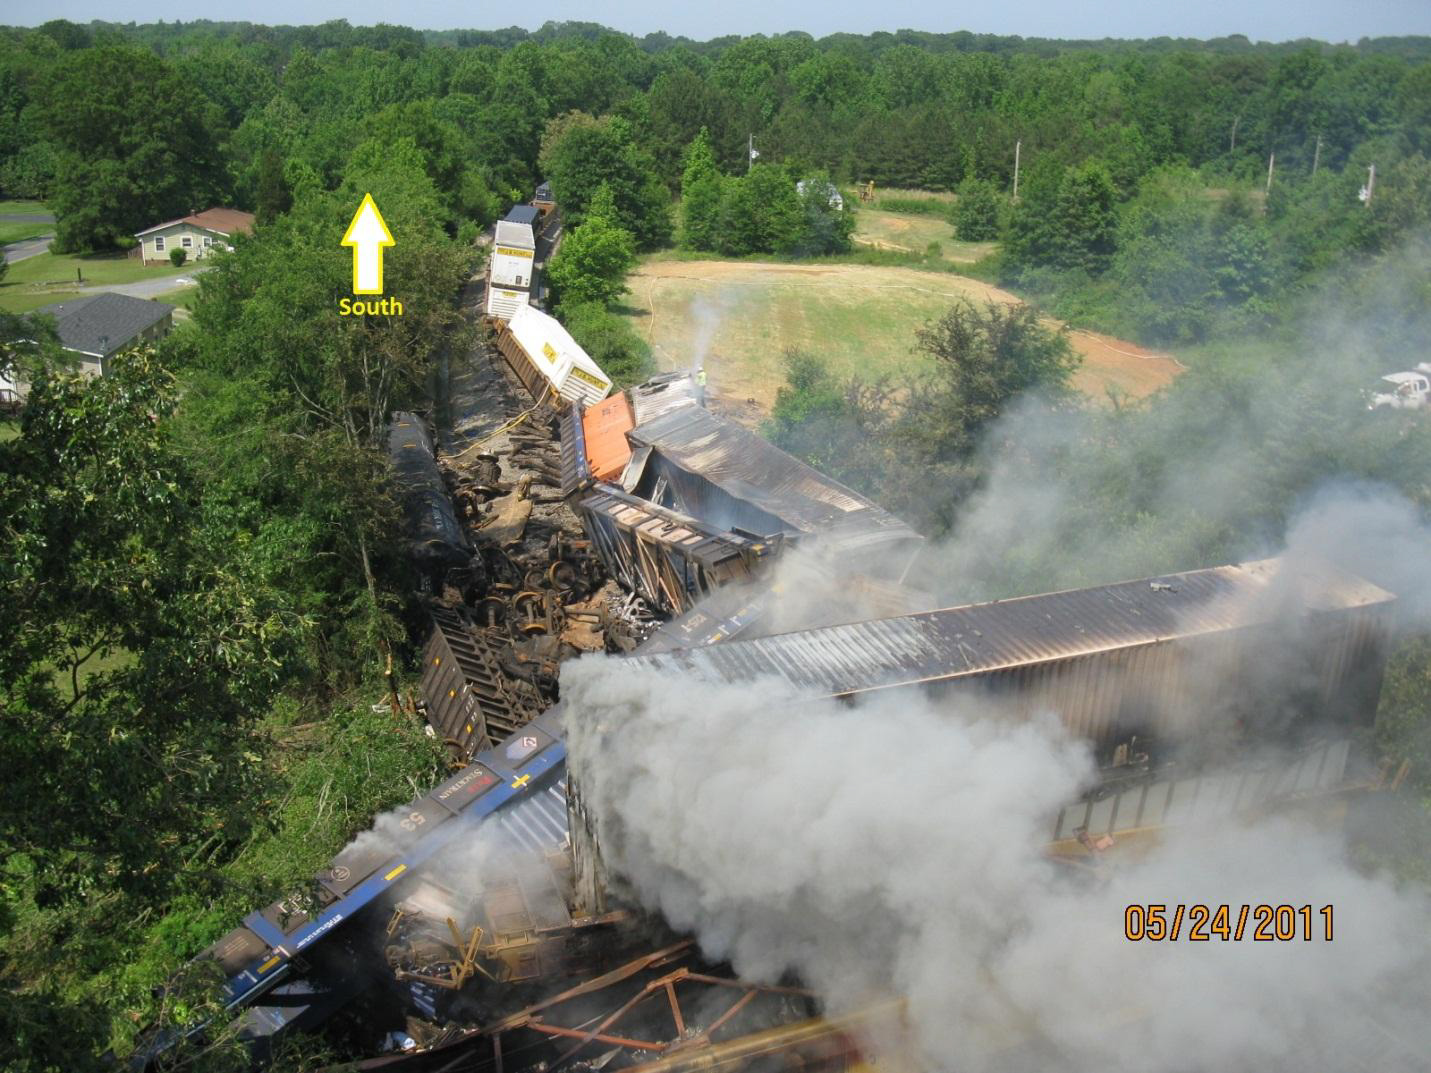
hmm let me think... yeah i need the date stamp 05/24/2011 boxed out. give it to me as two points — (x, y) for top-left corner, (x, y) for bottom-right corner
(1124, 904), (1334, 942)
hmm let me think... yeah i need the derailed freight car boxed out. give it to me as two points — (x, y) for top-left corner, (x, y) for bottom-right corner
(388, 412), (471, 587)
(561, 399), (923, 616)
(494, 303), (612, 409)
(132, 710), (570, 1067)
(569, 556), (1396, 909)
(485, 199), (560, 321)
(621, 557), (1393, 757)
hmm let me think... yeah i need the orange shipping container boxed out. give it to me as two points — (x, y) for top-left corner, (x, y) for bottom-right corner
(581, 393), (635, 481)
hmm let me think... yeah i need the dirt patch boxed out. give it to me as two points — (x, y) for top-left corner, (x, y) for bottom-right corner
(623, 260), (1182, 416)
(1068, 329), (1186, 402)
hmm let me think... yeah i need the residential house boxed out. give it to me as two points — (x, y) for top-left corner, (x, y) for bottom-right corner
(36, 292), (175, 376)
(134, 207), (255, 265)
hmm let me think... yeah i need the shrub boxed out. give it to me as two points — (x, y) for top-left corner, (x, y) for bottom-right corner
(169, 247), (186, 267)
(560, 301), (653, 387)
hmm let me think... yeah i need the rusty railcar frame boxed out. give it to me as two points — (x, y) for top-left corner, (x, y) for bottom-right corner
(574, 484), (776, 615)
(419, 606), (547, 761)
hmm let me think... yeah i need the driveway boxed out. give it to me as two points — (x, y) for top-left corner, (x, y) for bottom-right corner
(77, 267), (209, 300)
(3, 234), (54, 263)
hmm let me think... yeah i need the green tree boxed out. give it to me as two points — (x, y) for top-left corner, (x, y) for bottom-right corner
(255, 147), (293, 225)
(904, 299), (1080, 462)
(792, 174), (855, 256)
(680, 127), (725, 251)
(39, 46), (227, 251)
(560, 300), (654, 387)
(1005, 159), (1118, 275)
(766, 349), (890, 487)
(717, 163), (802, 256)
(953, 176), (1001, 241)
(540, 114), (671, 248)
(547, 184), (637, 308)
(184, 139), (470, 612)
(0, 350), (302, 914)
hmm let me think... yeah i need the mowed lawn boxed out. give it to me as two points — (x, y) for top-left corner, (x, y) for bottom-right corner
(0, 250), (192, 313)
(620, 259), (1184, 414)
(0, 220), (52, 244)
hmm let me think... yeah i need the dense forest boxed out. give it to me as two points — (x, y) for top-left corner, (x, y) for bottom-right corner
(1, 17), (1429, 1073)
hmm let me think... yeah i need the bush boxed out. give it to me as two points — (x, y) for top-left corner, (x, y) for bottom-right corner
(169, 247), (186, 267)
(560, 301), (653, 387)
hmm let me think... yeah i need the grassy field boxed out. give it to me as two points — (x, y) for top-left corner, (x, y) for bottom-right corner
(0, 199), (49, 215)
(152, 283), (202, 310)
(619, 259), (1183, 418)
(852, 207), (994, 264)
(0, 221), (52, 244)
(0, 290), (83, 313)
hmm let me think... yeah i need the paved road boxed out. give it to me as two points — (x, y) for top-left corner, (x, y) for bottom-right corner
(0, 212), (54, 223)
(2, 234), (54, 263)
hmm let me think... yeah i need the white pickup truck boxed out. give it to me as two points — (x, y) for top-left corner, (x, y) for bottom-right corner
(1368, 363), (1431, 410)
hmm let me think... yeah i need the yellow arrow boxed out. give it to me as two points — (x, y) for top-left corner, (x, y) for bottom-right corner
(341, 193), (395, 295)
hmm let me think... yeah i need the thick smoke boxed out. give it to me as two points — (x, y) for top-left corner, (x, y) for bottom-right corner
(562, 657), (1431, 1073)
(560, 242), (1431, 1070)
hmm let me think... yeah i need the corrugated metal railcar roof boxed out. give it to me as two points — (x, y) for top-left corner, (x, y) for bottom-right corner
(626, 558), (1395, 695)
(625, 405), (918, 544)
(629, 371), (702, 425)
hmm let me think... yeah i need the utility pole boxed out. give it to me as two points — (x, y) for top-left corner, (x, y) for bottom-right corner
(1265, 152), (1275, 195)
(1311, 135), (1322, 177)
(747, 133), (756, 174)
(1230, 114), (1240, 153)
(1364, 163), (1376, 207)
(1012, 140), (1021, 201)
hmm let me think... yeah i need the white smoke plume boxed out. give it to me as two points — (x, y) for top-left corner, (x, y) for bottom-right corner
(688, 291), (739, 374)
(562, 655), (1431, 1073)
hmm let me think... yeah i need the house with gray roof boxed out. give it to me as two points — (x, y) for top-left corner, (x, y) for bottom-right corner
(36, 292), (175, 375)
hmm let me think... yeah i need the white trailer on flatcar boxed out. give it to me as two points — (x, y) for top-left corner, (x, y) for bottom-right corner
(497, 303), (612, 407)
(485, 205), (540, 320)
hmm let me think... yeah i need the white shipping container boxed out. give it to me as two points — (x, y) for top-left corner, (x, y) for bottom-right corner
(486, 285), (528, 320)
(506, 304), (613, 405)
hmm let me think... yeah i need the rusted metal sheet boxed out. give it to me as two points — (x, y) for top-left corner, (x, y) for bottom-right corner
(574, 483), (774, 615)
(626, 558), (1396, 753)
(625, 406), (920, 575)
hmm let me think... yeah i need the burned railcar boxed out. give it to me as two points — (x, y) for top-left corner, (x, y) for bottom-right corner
(561, 401), (923, 617)
(131, 711), (570, 1067)
(622, 406), (922, 575)
(417, 605), (549, 760)
(623, 557), (1393, 760)
(388, 412), (472, 588)
(569, 557), (1396, 912)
